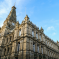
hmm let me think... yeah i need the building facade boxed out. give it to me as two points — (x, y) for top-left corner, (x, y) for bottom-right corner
(0, 6), (59, 59)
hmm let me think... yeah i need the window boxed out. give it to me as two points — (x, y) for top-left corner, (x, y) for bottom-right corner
(4, 48), (6, 55)
(12, 22), (15, 26)
(48, 51), (49, 56)
(7, 38), (8, 42)
(15, 57), (18, 59)
(0, 56), (1, 59)
(8, 47), (9, 53)
(39, 35), (41, 41)
(46, 41), (47, 44)
(48, 42), (49, 45)
(10, 36), (12, 42)
(19, 29), (21, 36)
(37, 46), (39, 53)
(33, 43), (35, 52)
(41, 47), (43, 54)
(17, 42), (20, 52)
(32, 30), (34, 37)
(36, 32), (38, 39)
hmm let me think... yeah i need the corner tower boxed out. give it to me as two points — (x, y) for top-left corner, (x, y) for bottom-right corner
(3, 6), (16, 30)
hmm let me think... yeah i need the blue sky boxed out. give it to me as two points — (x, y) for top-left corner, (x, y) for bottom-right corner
(0, 0), (59, 42)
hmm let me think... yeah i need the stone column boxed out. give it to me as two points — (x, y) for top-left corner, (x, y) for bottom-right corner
(30, 27), (32, 36)
(12, 41), (17, 53)
(41, 34), (43, 41)
(14, 29), (18, 40)
(24, 23), (28, 36)
(30, 39), (33, 51)
(38, 33), (39, 39)
(21, 26), (23, 36)
(2, 49), (4, 56)
(19, 40), (23, 59)
(6, 47), (8, 55)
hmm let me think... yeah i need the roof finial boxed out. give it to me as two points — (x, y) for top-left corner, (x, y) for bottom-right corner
(25, 7), (26, 16)
(14, 2), (16, 6)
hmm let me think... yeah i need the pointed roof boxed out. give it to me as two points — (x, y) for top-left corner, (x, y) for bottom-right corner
(40, 27), (44, 32)
(4, 6), (16, 24)
(24, 15), (29, 21)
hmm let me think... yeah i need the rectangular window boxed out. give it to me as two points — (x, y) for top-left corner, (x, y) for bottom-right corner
(37, 46), (39, 53)
(39, 35), (41, 41)
(32, 30), (34, 37)
(17, 42), (20, 52)
(19, 29), (21, 36)
(36, 32), (38, 39)
(33, 43), (35, 52)
(15, 57), (18, 59)
(41, 48), (43, 54)
(48, 51), (49, 56)
(0, 56), (1, 59)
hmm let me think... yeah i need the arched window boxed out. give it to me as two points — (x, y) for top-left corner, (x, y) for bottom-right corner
(33, 43), (35, 52)
(32, 30), (34, 37)
(17, 42), (20, 52)
(19, 29), (21, 36)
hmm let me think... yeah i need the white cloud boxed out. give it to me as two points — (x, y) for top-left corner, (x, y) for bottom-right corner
(52, 32), (56, 35)
(47, 26), (54, 31)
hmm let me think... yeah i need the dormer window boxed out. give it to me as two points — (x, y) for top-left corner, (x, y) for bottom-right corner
(36, 32), (38, 39)
(32, 30), (34, 37)
(19, 29), (21, 36)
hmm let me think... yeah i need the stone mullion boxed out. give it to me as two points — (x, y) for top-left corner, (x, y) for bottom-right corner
(41, 34), (43, 41)
(8, 37), (10, 43)
(9, 47), (11, 54)
(29, 27), (32, 36)
(29, 26), (31, 36)
(6, 47), (8, 55)
(21, 26), (23, 36)
(2, 49), (4, 56)
(24, 23), (28, 36)
(16, 42), (18, 52)
(43, 46), (46, 55)
(14, 29), (18, 40)
(38, 33), (39, 39)
(30, 40), (33, 51)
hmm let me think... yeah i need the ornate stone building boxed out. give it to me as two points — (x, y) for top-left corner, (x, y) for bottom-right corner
(0, 6), (59, 59)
